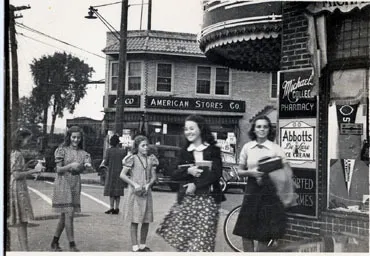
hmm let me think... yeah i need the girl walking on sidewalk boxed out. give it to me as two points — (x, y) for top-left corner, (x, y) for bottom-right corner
(8, 127), (45, 251)
(120, 135), (158, 252)
(50, 126), (94, 252)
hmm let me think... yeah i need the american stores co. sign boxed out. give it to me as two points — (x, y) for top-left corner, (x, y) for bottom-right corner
(146, 96), (245, 113)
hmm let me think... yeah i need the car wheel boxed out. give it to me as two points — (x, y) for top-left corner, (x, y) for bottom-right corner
(169, 183), (179, 192)
(219, 177), (227, 192)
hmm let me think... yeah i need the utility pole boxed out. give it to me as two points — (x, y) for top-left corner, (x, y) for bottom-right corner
(9, 4), (31, 130)
(147, 0), (152, 30)
(114, 0), (128, 135)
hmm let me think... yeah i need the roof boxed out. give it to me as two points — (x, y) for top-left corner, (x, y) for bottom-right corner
(103, 30), (204, 57)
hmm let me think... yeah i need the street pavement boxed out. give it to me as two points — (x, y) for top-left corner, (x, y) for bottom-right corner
(7, 172), (244, 252)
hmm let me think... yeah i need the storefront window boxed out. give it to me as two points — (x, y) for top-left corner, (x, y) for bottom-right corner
(327, 68), (369, 214)
(196, 66), (211, 94)
(157, 63), (172, 92)
(111, 62), (118, 91)
(128, 62), (141, 91)
(327, 9), (370, 60)
(215, 67), (229, 95)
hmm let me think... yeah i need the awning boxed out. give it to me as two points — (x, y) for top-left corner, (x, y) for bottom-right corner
(306, 2), (370, 15)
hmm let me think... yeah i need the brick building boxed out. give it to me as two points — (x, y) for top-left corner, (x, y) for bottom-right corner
(102, 30), (278, 160)
(199, 0), (369, 250)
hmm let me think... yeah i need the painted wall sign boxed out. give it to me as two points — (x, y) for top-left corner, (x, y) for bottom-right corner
(307, 1), (370, 14)
(287, 168), (318, 218)
(107, 95), (141, 108)
(146, 96), (245, 113)
(278, 69), (317, 118)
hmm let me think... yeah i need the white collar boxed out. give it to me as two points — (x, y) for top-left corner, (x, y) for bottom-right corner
(187, 142), (209, 152)
(250, 140), (274, 149)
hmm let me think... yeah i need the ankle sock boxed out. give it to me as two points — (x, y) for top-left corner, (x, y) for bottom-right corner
(132, 245), (139, 251)
(139, 244), (146, 250)
(69, 241), (76, 248)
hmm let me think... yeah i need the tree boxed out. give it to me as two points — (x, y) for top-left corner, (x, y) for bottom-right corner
(30, 52), (94, 149)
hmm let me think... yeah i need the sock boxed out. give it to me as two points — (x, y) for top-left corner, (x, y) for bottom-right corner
(52, 236), (59, 244)
(139, 244), (146, 250)
(132, 245), (139, 251)
(69, 241), (76, 248)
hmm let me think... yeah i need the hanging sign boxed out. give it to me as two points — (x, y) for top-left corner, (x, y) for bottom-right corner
(278, 68), (317, 118)
(336, 103), (359, 125)
(340, 123), (363, 135)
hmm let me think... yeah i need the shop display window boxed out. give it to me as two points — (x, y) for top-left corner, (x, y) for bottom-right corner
(327, 68), (369, 214)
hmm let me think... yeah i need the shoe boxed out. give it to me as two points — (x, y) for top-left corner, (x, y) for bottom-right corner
(139, 247), (152, 252)
(51, 241), (62, 251)
(69, 246), (80, 252)
(105, 209), (114, 214)
(112, 209), (119, 214)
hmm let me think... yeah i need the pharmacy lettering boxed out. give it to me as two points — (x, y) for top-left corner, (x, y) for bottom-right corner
(280, 121), (315, 162)
(146, 96), (245, 113)
(279, 69), (317, 118)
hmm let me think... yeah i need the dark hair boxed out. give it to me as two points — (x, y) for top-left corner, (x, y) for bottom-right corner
(110, 134), (120, 147)
(63, 126), (84, 149)
(184, 115), (216, 146)
(248, 115), (276, 141)
(11, 127), (32, 150)
(132, 135), (148, 154)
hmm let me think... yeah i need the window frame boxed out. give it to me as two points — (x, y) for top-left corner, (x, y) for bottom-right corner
(110, 61), (119, 92)
(196, 65), (212, 95)
(194, 65), (231, 96)
(126, 61), (143, 92)
(270, 72), (278, 100)
(156, 62), (173, 93)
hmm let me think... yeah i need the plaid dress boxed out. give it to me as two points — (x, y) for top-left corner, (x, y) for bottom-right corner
(8, 150), (34, 225)
(52, 146), (91, 214)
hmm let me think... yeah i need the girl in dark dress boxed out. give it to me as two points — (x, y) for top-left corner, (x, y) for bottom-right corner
(156, 115), (224, 252)
(102, 135), (127, 214)
(233, 116), (289, 252)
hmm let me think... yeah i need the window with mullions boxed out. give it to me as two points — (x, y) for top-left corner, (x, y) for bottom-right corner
(327, 10), (370, 60)
(128, 62), (141, 91)
(271, 72), (278, 99)
(196, 66), (211, 94)
(215, 68), (229, 95)
(111, 62), (118, 91)
(157, 63), (172, 92)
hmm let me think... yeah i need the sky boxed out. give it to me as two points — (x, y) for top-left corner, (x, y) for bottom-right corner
(9, 0), (203, 130)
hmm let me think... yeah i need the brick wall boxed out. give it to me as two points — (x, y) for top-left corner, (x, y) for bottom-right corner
(281, 2), (311, 70)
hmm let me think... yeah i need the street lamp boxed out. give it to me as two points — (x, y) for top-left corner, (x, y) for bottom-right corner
(85, 1), (128, 135)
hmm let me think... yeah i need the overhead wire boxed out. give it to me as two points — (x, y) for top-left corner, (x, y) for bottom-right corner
(16, 22), (105, 59)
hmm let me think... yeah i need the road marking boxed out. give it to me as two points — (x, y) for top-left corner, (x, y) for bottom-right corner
(44, 181), (103, 189)
(44, 181), (109, 208)
(28, 186), (52, 205)
(81, 192), (110, 209)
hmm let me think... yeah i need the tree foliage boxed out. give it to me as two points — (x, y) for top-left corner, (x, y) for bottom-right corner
(30, 52), (94, 145)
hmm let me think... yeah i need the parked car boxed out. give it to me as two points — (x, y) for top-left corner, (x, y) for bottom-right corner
(150, 145), (182, 191)
(220, 163), (248, 192)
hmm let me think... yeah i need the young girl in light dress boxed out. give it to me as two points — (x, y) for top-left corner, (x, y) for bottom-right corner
(8, 127), (45, 251)
(120, 135), (158, 252)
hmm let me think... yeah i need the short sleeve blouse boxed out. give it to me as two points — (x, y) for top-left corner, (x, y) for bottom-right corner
(239, 140), (286, 170)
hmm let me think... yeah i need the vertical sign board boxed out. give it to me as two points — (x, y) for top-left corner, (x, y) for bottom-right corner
(278, 68), (318, 218)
